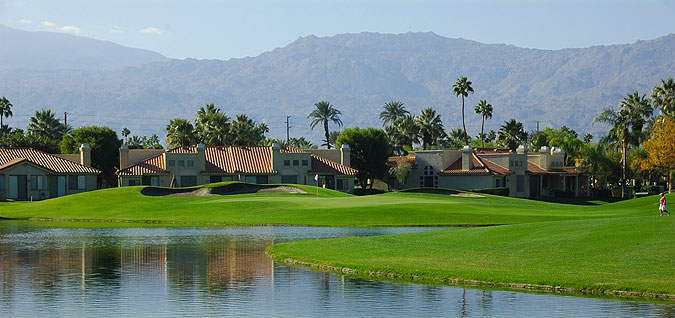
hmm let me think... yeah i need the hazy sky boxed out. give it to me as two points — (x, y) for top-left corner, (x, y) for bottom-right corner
(1, 0), (674, 60)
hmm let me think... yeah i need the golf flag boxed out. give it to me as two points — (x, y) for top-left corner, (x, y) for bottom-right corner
(314, 174), (318, 181)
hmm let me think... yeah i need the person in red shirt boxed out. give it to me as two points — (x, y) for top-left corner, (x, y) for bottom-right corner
(660, 193), (670, 216)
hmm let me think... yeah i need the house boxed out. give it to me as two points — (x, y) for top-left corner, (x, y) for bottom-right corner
(388, 145), (588, 198)
(117, 144), (357, 193)
(0, 145), (101, 200)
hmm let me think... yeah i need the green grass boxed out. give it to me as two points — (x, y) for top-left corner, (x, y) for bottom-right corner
(1, 182), (673, 298)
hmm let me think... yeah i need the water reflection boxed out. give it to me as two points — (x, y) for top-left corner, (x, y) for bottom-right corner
(0, 222), (673, 318)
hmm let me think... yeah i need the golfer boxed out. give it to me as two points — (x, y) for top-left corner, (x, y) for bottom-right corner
(660, 193), (670, 216)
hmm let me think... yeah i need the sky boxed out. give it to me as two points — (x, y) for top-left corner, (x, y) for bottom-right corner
(1, 0), (674, 60)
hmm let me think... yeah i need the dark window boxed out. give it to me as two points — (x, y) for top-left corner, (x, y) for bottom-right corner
(496, 179), (501, 187)
(281, 175), (297, 184)
(0, 175), (4, 190)
(223, 176), (233, 182)
(517, 175), (525, 192)
(210, 176), (222, 184)
(256, 176), (268, 184)
(293, 160), (299, 166)
(68, 175), (78, 190)
(181, 176), (197, 187)
(337, 179), (344, 190)
(187, 160), (194, 167)
(284, 160), (290, 166)
(142, 176), (152, 186)
(178, 160), (185, 166)
(31, 175), (44, 190)
(302, 160), (308, 166)
(128, 179), (139, 186)
(168, 160), (175, 167)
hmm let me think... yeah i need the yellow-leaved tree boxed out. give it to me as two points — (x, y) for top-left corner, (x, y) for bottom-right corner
(636, 117), (675, 193)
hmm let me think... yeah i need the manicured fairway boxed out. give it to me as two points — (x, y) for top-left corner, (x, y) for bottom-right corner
(1, 183), (673, 298)
(0, 182), (654, 226)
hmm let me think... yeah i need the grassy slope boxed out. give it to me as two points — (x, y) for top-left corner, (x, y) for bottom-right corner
(269, 194), (675, 296)
(0, 183), (646, 226)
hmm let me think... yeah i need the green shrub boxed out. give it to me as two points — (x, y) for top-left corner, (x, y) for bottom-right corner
(470, 187), (509, 196)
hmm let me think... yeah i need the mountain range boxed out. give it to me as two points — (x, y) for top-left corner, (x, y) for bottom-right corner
(0, 24), (673, 144)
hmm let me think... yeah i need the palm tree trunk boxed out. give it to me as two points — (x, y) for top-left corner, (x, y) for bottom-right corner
(621, 135), (627, 199)
(462, 95), (469, 145)
(323, 120), (331, 149)
(480, 116), (485, 148)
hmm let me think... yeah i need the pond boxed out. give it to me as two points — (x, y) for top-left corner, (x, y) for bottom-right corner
(1, 222), (673, 318)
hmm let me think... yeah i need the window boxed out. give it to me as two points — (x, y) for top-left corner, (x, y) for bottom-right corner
(181, 176), (197, 187)
(78, 176), (86, 190)
(128, 179), (139, 186)
(293, 160), (299, 166)
(168, 160), (176, 167)
(68, 175), (78, 190)
(31, 175), (44, 190)
(178, 160), (185, 166)
(495, 179), (501, 187)
(337, 179), (344, 190)
(0, 175), (4, 190)
(245, 176), (257, 184)
(222, 176), (233, 182)
(142, 176), (159, 186)
(284, 160), (290, 166)
(520, 161), (523, 167)
(517, 175), (524, 192)
(256, 176), (268, 184)
(281, 175), (297, 184)
(210, 176), (221, 184)
(302, 160), (308, 166)
(187, 160), (194, 167)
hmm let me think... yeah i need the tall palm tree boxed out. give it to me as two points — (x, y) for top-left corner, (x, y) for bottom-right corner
(473, 100), (493, 148)
(415, 107), (445, 150)
(308, 101), (343, 149)
(594, 91), (652, 198)
(379, 101), (409, 127)
(652, 77), (675, 118)
(27, 109), (69, 140)
(121, 127), (131, 143)
(0, 96), (13, 128)
(166, 118), (196, 148)
(497, 119), (527, 151)
(194, 103), (230, 146)
(452, 76), (474, 145)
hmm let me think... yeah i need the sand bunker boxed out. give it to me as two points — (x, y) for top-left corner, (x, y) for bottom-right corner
(141, 183), (307, 197)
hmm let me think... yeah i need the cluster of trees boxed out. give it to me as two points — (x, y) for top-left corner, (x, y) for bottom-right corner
(164, 104), (269, 148)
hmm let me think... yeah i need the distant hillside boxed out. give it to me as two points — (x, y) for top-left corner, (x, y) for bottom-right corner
(0, 29), (673, 144)
(0, 24), (169, 71)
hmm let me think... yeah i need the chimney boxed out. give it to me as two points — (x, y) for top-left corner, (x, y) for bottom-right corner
(196, 144), (206, 169)
(461, 145), (473, 171)
(119, 145), (129, 170)
(79, 144), (92, 167)
(340, 144), (351, 166)
(539, 146), (550, 170)
(271, 143), (281, 170)
(517, 144), (528, 154)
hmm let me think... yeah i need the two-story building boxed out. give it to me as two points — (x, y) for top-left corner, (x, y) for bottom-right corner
(388, 145), (588, 198)
(0, 145), (101, 200)
(117, 144), (357, 193)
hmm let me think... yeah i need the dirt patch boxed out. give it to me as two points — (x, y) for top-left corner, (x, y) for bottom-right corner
(141, 183), (307, 197)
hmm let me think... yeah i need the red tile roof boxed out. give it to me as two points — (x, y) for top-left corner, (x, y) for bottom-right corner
(310, 155), (357, 176)
(474, 148), (515, 154)
(440, 153), (511, 176)
(527, 161), (548, 174)
(387, 156), (416, 166)
(119, 146), (356, 176)
(0, 148), (101, 174)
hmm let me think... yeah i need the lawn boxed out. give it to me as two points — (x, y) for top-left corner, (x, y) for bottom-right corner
(1, 183), (672, 298)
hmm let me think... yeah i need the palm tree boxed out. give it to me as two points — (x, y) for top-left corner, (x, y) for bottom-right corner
(379, 101), (409, 127)
(652, 77), (675, 118)
(0, 97), (13, 128)
(308, 101), (343, 149)
(194, 103), (230, 146)
(497, 119), (527, 151)
(452, 76), (474, 145)
(473, 100), (493, 148)
(27, 109), (69, 140)
(165, 118), (196, 148)
(121, 127), (131, 143)
(229, 114), (267, 146)
(415, 107), (445, 150)
(594, 91), (653, 198)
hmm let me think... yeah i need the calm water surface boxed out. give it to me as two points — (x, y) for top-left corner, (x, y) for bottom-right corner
(1, 222), (674, 318)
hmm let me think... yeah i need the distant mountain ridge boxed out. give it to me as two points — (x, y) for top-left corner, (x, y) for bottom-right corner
(0, 25), (673, 144)
(0, 24), (169, 70)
